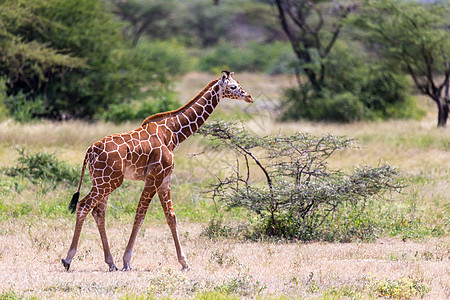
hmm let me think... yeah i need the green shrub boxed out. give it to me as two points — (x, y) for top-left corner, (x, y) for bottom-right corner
(128, 40), (193, 77)
(197, 42), (294, 74)
(283, 89), (365, 122)
(195, 291), (240, 300)
(281, 40), (425, 122)
(198, 121), (405, 241)
(201, 217), (247, 240)
(100, 89), (180, 123)
(367, 277), (430, 299)
(3, 93), (49, 123)
(0, 0), (185, 121)
(214, 274), (265, 296)
(2, 148), (79, 186)
(323, 92), (365, 122)
(0, 78), (8, 121)
(0, 291), (22, 300)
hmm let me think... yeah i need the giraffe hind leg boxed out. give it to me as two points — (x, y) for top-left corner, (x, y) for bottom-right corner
(62, 200), (92, 271)
(62, 189), (100, 271)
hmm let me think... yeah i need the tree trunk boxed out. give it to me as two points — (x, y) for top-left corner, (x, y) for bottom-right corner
(437, 98), (449, 127)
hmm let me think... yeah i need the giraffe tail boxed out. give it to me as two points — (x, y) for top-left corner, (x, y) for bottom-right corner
(69, 151), (89, 214)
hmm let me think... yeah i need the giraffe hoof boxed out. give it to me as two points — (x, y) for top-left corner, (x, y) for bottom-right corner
(181, 264), (190, 272)
(61, 258), (71, 271)
(108, 264), (118, 272)
(122, 263), (132, 271)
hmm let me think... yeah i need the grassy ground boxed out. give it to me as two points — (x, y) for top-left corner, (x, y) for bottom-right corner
(0, 72), (448, 299)
(0, 219), (448, 299)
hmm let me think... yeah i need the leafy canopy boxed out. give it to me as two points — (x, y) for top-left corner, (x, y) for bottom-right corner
(0, 0), (180, 121)
(350, 0), (450, 126)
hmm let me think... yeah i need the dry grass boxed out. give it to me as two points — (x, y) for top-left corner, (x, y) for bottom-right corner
(0, 219), (448, 299)
(0, 120), (136, 167)
(0, 72), (449, 299)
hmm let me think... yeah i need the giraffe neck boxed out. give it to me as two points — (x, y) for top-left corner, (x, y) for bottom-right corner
(165, 82), (221, 146)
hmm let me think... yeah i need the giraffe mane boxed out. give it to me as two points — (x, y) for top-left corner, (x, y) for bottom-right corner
(141, 79), (220, 126)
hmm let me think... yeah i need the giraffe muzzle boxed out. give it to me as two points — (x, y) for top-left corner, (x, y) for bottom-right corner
(244, 95), (254, 103)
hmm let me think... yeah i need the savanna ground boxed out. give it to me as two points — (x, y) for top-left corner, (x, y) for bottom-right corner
(0, 72), (448, 299)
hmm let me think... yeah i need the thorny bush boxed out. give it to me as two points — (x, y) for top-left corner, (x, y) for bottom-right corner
(197, 121), (406, 241)
(2, 148), (79, 186)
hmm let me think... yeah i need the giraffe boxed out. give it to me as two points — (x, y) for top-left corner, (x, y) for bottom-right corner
(61, 71), (253, 272)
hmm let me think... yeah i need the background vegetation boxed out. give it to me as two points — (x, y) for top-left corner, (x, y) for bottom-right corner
(198, 121), (406, 242)
(0, 0), (448, 298)
(1, 0), (448, 124)
(0, 99), (448, 298)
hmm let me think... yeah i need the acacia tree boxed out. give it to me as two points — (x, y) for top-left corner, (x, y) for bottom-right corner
(111, 0), (180, 47)
(0, 0), (175, 121)
(0, 1), (87, 97)
(273, 0), (358, 92)
(198, 121), (404, 241)
(0, 0), (125, 120)
(353, 0), (450, 127)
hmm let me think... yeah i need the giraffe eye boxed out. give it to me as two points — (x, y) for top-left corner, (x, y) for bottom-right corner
(230, 85), (237, 90)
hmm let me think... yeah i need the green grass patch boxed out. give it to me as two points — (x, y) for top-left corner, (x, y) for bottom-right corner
(0, 291), (22, 300)
(213, 274), (266, 296)
(366, 277), (430, 299)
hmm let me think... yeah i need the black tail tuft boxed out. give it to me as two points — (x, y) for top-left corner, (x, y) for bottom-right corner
(69, 192), (80, 214)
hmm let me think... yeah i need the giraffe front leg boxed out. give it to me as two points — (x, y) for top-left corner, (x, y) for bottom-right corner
(92, 203), (118, 272)
(158, 186), (190, 271)
(122, 184), (156, 271)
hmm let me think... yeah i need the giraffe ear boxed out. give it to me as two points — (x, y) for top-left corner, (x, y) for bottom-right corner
(219, 71), (229, 87)
(221, 70), (231, 77)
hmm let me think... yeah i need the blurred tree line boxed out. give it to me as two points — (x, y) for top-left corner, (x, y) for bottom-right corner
(0, 0), (448, 126)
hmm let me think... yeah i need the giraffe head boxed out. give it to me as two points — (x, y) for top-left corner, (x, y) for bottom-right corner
(219, 70), (253, 103)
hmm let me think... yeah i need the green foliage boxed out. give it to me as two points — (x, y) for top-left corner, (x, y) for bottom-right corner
(349, 0), (450, 126)
(350, 0), (450, 77)
(4, 92), (49, 123)
(367, 277), (430, 299)
(2, 148), (79, 186)
(0, 0), (181, 121)
(283, 89), (365, 122)
(0, 0), (115, 119)
(381, 206), (446, 241)
(134, 40), (193, 76)
(98, 39), (195, 123)
(195, 291), (239, 300)
(198, 121), (406, 241)
(112, 0), (283, 48)
(101, 90), (180, 123)
(213, 274), (265, 296)
(0, 0), (88, 81)
(181, 1), (236, 47)
(282, 41), (425, 122)
(198, 42), (295, 74)
(0, 291), (22, 300)
(0, 78), (10, 121)
(112, 0), (181, 46)
(273, 0), (354, 92)
(201, 217), (246, 240)
(322, 285), (364, 299)
(0, 171), (72, 219)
